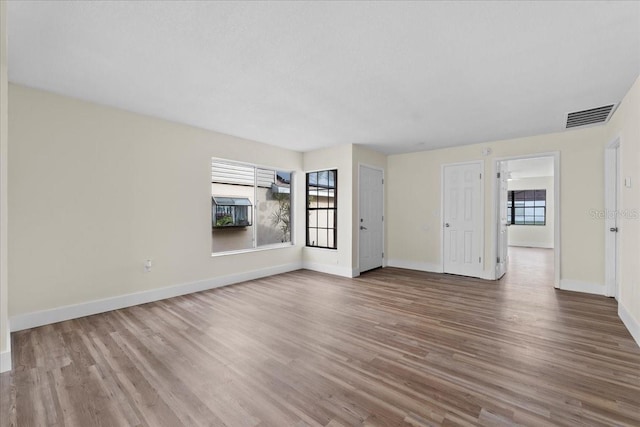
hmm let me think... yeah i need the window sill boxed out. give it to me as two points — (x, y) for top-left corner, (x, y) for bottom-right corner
(211, 243), (295, 257)
(304, 246), (338, 251)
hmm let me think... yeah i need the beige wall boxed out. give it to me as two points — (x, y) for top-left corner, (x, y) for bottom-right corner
(605, 75), (640, 340)
(8, 84), (304, 317)
(1, 0), (10, 364)
(302, 144), (354, 276)
(387, 125), (607, 286)
(508, 176), (555, 249)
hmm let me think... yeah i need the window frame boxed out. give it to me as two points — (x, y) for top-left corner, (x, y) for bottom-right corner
(508, 189), (547, 226)
(306, 169), (338, 250)
(211, 158), (294, 256)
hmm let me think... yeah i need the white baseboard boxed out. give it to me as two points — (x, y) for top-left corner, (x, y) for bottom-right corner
(619, 303), (640, 348)
(10, 262), (302, 332)
(0, 350), (10, 373)
(386, 259), (444, 273)
(302, 261), (356, 278)
(559, 279), (604, 296)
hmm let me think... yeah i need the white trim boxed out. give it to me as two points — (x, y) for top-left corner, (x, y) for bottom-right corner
(619, 303), (640, 348)
(10, 262), (302, 332)
(357, 163), (385, 274)
(302, 261), (356, 278)
(491, 152), (561, 286)
(387, 259), (444, 273)
(558, 279), (604, 296)
(604, 136), (620, 298)
(211, 242), (295, 257)
(441, 160), (485, 278)
(0, 350), (10, 373)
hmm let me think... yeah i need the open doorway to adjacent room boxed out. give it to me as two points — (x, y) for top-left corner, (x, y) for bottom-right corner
(495, 154), (559, 287)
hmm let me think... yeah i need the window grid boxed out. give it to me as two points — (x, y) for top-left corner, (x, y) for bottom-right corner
(508, 189), (546, 226)
(306, 170), (337, 249)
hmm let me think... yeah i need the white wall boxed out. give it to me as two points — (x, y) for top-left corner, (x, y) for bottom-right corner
(605, 75), (640, 346)
(387, 125), (607, 289)
(507, 176), (555, 248)
(8, 84), (304, 322)
(0, 0), (11, 372)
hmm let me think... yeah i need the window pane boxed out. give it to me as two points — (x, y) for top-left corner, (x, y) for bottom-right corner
(316, 228), (328, 247)
(514, 216), (525, 224)
(212, 163), (255, 253)
(257, 173), (292, 246)
(534, 217), (545, 225)
(318, 190), (328, 208)
(316, 209), (329, 228)
(534, 207), (544, 217)
(328, 229), (335, 249)
(318, 170), (329, 187)
(328, 170), (336, 188)
(308, 209), (317, 229)
(515, 207), (524, 216)
(308, 228), (318, 246)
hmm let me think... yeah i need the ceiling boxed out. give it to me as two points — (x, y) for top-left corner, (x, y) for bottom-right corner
(7, 1), (640, 154)
(507, 157), (554, 180)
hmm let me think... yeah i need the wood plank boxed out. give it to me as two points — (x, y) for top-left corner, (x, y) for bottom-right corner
(1, 247), (639, 426)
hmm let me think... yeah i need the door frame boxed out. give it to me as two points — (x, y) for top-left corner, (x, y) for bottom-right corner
(604, 137), (620, 298)
(357, 163), (385, 274)
(491, 151), (561, 287)
(495, 160), (509, 279)
(440, 160), (485, 277)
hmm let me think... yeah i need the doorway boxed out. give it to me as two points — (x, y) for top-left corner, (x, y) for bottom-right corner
(494, 153), (560, 286)
(358, 165), (384, 273)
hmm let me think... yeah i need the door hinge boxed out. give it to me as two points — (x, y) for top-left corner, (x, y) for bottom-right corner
(479, 257), (481, 263)
(382, 215), (384, 221)
(497, 257), (500, 263)
(382, 252), (384, 258)
(480, 173), (482, 179)
(497, 172), (501, 178)
(382, 178), (384, 184)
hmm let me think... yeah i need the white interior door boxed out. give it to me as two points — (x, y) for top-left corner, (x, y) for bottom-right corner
(605, 143), (619, 298)
(359, 166), (384, 273)
(496, 161), (509, 279)
(443, 162), (484, 277)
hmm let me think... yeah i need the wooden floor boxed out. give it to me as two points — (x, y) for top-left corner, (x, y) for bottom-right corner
(2, 248), (639, 426)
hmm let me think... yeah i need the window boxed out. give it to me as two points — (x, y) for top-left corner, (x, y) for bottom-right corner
(508, 189), (546, 225)
(306, 170), (337, 249)
(211, 159), (292, 254)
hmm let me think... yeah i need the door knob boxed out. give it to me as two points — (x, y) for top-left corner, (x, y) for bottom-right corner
(445, 223), (450, 227)
(610, 227), (618, 232)
(360, 226), (367, 230)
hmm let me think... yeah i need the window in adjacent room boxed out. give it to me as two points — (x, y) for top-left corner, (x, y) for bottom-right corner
(508, 189), (546, 225)
(306, 170), (337, 249)
(211, 159), (293, 254)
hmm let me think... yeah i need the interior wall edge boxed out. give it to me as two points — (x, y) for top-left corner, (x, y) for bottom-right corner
(619, 301), (640, 348)
(558, 279), (605, 296)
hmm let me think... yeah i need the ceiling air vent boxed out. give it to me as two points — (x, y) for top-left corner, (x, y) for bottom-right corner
(566, 104), (615, 129)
